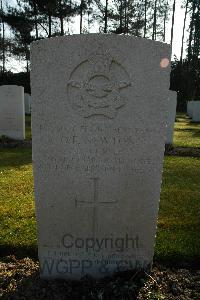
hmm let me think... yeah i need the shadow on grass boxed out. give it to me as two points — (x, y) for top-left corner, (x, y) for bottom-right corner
(0, 244), (38, 260)
(175, 127), (200, 132)
(25, 120), (31, 127)
(192, 131), (200, 138)
(0, 148), (32, 168)
(154, 254), (200, 269)
(177, 127), (200, 138)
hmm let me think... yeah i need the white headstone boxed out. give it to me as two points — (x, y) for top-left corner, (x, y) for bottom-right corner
(192, 101), (200, 122)
(187, 101), (195, 118)
(31, 34), (171, 279)
(166, 91), (177, 144)
(24, 93), (31, 114)
(0, 85), (25, 140)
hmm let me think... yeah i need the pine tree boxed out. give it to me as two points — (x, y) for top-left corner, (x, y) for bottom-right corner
(170, 0), (176, 46)
(2, 6), (35, 72)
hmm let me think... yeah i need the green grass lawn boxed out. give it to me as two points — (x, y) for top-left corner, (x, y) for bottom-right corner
(174, 113), (200, 148)
(0, 147), (36, 257)
(155, 156), (200, 266)
(0, 147), (200, 266)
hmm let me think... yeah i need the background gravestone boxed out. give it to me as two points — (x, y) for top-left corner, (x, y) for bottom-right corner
(0, 85), (25, 140)
(24, 93), (31, 114)
(192, 101), (200, 122)
(31, 34), (171, 279)
(187, 101), (195, 118)
(166, 90), (177, 145)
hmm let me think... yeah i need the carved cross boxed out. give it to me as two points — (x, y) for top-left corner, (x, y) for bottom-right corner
(75, 177), (116, 238)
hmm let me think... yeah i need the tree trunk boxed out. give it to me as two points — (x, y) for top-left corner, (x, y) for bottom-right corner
(124, 0), (127, 33)
(25, 46), (29, 73)
(180, 0), (189, 62)
(119, 0), (123, 32)
(87, 11), (90, 31)
(1, 0), (5, 74)
(144, 0), (147, 37)
(87, 1), (91, 32)
(170, 0), (176, 46)
(48, 14), (52, 37)
(152, 0), (157, 40)
(163, 10), (166, 42)
(33, 3), (38, 39)
(60, 16), (64, 35)
(104, 0), (108, 33)
(188, 1), (196, 61)
(59, 0), (64, 36)
(126, 0), (130, 34)
(80, 0), (83, 34)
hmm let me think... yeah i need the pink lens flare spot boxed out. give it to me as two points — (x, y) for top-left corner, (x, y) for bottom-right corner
(160, 58), (170, 68)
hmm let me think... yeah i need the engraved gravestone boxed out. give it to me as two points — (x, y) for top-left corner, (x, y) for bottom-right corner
(31, 34), (171, 279)
(0, 85), (25, 140)
(166, 90), (177, 144)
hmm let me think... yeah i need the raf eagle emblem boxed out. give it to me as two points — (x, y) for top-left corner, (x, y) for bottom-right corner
(67, 47), (131, 119)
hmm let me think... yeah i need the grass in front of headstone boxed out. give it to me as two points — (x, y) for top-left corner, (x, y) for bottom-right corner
(0, 148), (200, 267)
(174, 113), (200, 148)
(155, 156), (200, 267)
(0, 147), (37, 258)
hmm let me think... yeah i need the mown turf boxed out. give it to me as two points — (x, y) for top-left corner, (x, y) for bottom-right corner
(0, 147), (200, 266)
(155, 156), (200, 267)
(174, 113), (200, 148)
(0, 147), (36, 257)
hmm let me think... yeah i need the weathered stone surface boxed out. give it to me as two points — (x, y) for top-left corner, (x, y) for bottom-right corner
(24, 93), (31, 114)
(0, 85), (25, 140)
(31, 34), (171, 279)
(166, 90), (177, 144)
(192, 101), (200, 122)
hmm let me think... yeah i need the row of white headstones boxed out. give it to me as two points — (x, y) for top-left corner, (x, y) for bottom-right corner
(187, 101), (200, 122)
(0, 85), (31, 140)
(0, 84), (176, 142)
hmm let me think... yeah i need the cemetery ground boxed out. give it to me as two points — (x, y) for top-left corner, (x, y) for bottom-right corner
(0, 114), (200, 299)
(174, 113), (200, 148)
